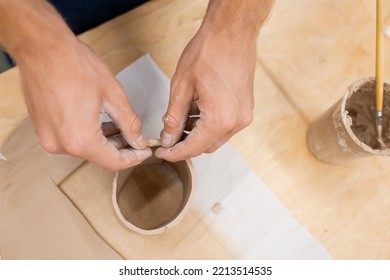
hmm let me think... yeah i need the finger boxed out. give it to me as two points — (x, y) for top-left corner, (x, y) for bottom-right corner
(159, 117), (197, 141)
(107, 134), (128, 149)
(103, 84), (146, 150)
(161, 80), (194, 148)
(159, 101), (199, 138)
(86, 135), (152, 172)
(155, 120), (223, 161)
(184, 116), (200, 131)
(55, 118), (151, 171)
(101, 121), (120, 137)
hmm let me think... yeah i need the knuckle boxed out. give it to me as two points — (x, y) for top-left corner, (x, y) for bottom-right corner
(120, 151), (132, 167)
(164, 112), (181, 130)
(239, 111), (254, 128)
(129, 115), (142, 133)
(170, 141), (201, 160)
(60, 132), (89, 156)
(113, 82), (126, 95)
(170, 77), (183, 93)
(217, 115), (236, 132)
(213, 102), (253, 132)
(62, 140), (83, 156)
(211, 100), (240, 132)
(119, 151), (140, 168)
(120, 115), (142, 135)
(170, 77), (190, 99)
(40, 136), (61, 154)
(99, 153), (127, 172)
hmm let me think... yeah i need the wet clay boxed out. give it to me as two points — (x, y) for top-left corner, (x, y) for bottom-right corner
(117, 162), (183, 230)
(113, 156), (194, 235)
(0, 120), (231, 259)
(307, 78), (390, 164)
(346, 80), (390, 149)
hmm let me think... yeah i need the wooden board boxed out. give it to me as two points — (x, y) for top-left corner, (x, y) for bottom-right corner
(1, 0), (390, 259)
(247, 0), (390, 259)
(0, 119), (121, 259)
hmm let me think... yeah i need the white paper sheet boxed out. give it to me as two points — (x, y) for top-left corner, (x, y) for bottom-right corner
(102, 55), (169, 139)
(116, 54), (331, 259)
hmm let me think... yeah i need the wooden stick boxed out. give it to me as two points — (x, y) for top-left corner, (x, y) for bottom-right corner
(376, 0), (384, 112)
(375, 0), (386, 148)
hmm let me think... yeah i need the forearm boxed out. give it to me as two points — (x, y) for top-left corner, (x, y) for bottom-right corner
(0, 0), (75, 62)
(203, 0), (273, 41)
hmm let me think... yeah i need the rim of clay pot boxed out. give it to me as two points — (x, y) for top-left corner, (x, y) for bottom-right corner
(112, 158), (195, 235)
(341, 77), (390, 156)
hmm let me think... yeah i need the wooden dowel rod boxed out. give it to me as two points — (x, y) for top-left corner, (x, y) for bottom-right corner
(376, 0), (384, 112)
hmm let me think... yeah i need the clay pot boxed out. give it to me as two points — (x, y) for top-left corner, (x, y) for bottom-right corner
(307, 77), (390, 164)
(112, 155), (195, 235)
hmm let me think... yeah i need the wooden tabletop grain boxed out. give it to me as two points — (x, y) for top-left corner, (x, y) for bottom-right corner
(1, 0), (390, 259)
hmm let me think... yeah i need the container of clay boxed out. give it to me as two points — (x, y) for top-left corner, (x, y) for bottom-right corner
(307, 77), (390, 164)
(112, 155), (195, 235)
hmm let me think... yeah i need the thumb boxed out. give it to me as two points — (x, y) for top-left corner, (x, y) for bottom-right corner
(162, 81), (193, 147)
(103, 84), (146, 150)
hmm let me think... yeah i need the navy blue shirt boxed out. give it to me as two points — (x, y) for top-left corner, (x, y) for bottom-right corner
(0, 0), (149, 68)
(49, 0), (149, 34)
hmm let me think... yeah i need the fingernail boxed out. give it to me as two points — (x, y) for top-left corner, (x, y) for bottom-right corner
(134, 148), (152, 160)
(162, 132), (174, 147)
(155, 147), (172, 159)
(131, 135), (146, 149)
(136, 135), (147, 148)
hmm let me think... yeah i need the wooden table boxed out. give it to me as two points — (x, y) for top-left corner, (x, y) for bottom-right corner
(1, 0), (390, 259)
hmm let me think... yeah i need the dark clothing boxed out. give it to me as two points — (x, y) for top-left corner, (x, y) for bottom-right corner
(49, 0), (149, 34)
(1, 0), (149, 69)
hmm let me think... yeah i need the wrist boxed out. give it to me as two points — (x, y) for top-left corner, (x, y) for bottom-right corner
(0, 0), (76, 63)
(202, 0), (273, 42)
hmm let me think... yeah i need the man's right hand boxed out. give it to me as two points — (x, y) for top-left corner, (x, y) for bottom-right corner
(0, 0), (151, 172)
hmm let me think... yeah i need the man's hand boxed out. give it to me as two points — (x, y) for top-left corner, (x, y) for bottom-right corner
(0, 0), (151, 171)
(156, 0), (273, 161)
(21, 40), (151, 171)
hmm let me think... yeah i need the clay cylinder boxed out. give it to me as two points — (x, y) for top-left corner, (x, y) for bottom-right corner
(307, 78), (390, 164)
(112, 156), (195, 235)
